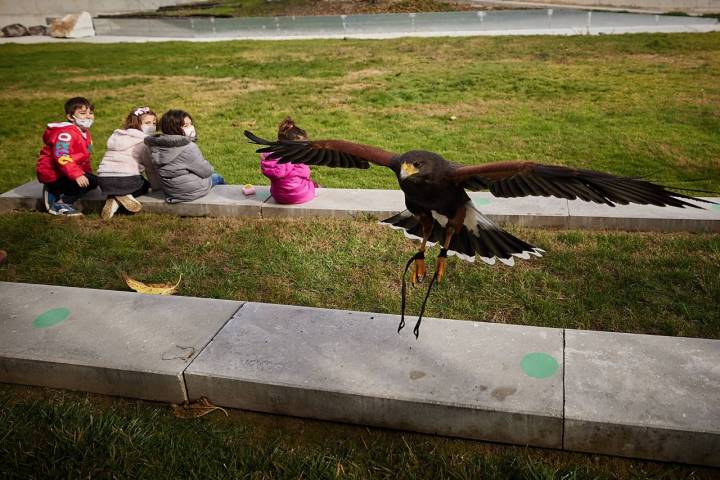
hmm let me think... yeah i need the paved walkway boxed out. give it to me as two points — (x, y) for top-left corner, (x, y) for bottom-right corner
(1, 281), (718, 466)
(2, 180), (719, 232)
(1, 8), (718, 44)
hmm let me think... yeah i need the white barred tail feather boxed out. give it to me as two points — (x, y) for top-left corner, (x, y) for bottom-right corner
(380, 203), (544, 266)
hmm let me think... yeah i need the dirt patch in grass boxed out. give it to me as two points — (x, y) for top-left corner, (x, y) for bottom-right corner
(371, 98), (512, 118)
(626, 52), (720, 68)
(0, 74), (276, 104)
(343, 67), (387, 80)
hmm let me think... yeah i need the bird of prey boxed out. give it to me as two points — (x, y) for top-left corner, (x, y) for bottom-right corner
(244, 130), (714, 337)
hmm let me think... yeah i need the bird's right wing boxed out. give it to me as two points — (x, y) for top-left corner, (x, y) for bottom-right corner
(244, 130), (398, 170)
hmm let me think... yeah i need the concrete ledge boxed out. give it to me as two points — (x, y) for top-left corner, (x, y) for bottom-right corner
(184, 302), (565, 448)
(1, 281), (718, 465)
(564, 330), (720, 466)
(0, 282), (241, 403)
(0, 181), (270, 218)
(2, 180), (719, 232)
(0, 357), (189, 404)
(138, 186), (271, 218)
(566, 199), (720, 232)
(261, 188), (405, 219)
(469, 192), (570, 228)
(0, 181), (44, 213)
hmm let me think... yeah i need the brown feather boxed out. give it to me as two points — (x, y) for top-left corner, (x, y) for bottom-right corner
(245, 131), (396, 170)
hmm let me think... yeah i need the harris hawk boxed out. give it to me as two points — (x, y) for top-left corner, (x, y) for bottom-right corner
(244, 130), (715, 337)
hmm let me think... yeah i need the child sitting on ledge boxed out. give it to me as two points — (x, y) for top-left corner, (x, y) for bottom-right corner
(144, 109), (225, 204)
(36, 96), (99, 216)
(97, 106), (156, 220)
(260, 117), (317, 205)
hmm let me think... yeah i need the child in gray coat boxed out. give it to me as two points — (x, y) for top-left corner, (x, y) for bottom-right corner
(144, 109), (225, 203)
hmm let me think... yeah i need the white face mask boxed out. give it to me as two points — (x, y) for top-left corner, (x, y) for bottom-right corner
(182, 125), (196, 139)
(141, 125), (156, 135)
(73, 116), (93, 129)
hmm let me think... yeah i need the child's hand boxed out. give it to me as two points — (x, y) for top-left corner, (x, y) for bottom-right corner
(76, 175), (90, 188)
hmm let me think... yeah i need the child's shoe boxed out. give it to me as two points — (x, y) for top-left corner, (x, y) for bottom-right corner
(116, 194), (142, 213)
(101, 197), (119, 220)
(42, 185), (58, 212)
(48, 202), (83, 217)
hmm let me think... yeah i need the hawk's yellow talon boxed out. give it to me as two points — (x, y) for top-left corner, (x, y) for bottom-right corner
(411, 258), (426, 285)
(436, 257), (447, 283)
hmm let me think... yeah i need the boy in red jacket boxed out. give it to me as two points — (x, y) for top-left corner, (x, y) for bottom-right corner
(36, 97), (99, 216)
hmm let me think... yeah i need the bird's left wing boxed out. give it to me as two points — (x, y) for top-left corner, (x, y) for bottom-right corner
(451, 161), (714, 208)
(244, 130), (398, 170)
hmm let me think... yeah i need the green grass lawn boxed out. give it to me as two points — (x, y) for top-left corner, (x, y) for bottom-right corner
(1, 33), (719, 195)
(2, 383), (718, 479)
(1, 213), (718, 339)
(1, 33), (719, 478)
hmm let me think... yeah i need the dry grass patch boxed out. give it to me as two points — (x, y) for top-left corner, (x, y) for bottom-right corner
(341, 67), (389, 82)
(371, 98), (511, 118)
(0, 74), (277, 105)
(626, 52), (720, 68)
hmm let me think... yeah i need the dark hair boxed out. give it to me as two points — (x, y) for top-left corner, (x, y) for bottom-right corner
(64, 97), (94, 116)
(123, 106), (157, 131)
(278, 117), (308, 141)
(160, 109), (193, 136)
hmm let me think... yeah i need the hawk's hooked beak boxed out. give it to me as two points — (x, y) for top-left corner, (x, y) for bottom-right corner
(400, 162), (419, 179)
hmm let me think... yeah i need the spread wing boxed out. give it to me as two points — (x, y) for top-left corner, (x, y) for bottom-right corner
(244, 130), (398, 170)
(452, 161), (714, 208)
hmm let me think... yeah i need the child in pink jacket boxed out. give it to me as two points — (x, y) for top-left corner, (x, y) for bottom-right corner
(260, 117), (316, 205)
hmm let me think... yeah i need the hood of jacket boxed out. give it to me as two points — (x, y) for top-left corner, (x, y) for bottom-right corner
(106, 128), (146, 151)
(42, 122), (85, 145)
(144, 134), (192, 166)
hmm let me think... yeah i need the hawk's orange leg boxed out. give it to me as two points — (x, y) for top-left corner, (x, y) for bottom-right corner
(436, 228), (454, 283)
(411, 216), (434, 285)
(436, 207), (466, 283)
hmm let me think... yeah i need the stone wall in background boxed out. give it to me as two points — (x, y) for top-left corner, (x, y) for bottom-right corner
(0, 0), (199, 28)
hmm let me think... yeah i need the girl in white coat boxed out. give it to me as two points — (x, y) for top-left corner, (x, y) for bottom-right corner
(97, 107), (159, 220)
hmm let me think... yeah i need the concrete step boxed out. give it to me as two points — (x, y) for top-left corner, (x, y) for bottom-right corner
(0, 281), (242, 403)
(1, 281), (718, 466)
(564, 330), (720, 466)
(2, 180), (719, 232)
(184, 302), (565, 448)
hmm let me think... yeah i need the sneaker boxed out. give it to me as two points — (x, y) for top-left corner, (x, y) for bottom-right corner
(115, 194), (142, 213)
(42, 185), (58, 212)
(101, 197), (119, 220)
(48, 202), (83, 217)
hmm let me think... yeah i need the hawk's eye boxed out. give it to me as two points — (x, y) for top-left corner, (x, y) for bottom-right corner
(413, 162), (421, 168)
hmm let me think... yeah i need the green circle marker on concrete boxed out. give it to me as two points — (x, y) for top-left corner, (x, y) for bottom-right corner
(712, 204), (720, 212)
(32, 308), (70, 328)
(521, 352), (559, 378)
(474, 198), (492, 206)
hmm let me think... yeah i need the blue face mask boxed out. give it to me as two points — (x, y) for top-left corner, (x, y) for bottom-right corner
(141, 125), (156, 135)
(73, 116), (94, 129)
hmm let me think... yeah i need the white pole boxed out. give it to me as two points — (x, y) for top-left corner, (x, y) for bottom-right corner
(587, 11), (592, 35)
